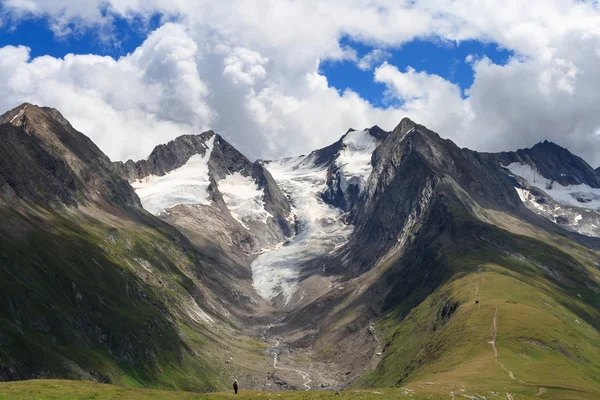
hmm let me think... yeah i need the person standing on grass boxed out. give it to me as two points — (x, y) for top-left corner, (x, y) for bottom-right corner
(233, 379), (239, 395)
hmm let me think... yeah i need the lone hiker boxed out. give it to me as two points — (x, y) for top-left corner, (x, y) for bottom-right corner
(233, 379), (239, 395)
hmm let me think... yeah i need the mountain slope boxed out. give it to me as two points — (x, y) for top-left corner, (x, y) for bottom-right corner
(479, 141), (600, 237)
(0, 104), (139, 208)
(0, 104), (268, 391)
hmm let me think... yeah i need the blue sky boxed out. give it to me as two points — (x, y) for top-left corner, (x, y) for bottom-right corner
(0, 14), (162, 58)
(321, 37), (513, 106)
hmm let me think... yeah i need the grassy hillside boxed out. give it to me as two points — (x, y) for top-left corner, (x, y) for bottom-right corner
(2, 378), (599, 400)
(352, 205), (600, 400)
(0, 205), (267, 392)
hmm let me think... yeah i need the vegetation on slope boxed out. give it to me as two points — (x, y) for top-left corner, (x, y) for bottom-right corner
(353, 203), (600, 399)
(0, 205), (267, 391)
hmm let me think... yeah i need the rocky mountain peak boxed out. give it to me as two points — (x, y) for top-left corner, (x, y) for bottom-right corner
(392, 117), (417, 136)
(114, 129), (293, 254)
(0, 103), (140, 208)
(494, 140), (600, 188)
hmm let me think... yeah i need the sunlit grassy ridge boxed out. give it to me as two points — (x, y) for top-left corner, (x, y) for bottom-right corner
(350, 205), (600, 400)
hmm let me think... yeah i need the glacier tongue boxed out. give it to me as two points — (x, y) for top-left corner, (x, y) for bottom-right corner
(218, 171), (273, 229)
(251, 155), (354, 304)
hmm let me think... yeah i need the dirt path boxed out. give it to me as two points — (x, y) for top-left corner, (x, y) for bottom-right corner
(488, 306), (515, 380)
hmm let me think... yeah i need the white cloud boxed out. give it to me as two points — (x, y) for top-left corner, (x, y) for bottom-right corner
(0, 23), (214, 161)
(223, 47), (269, 86)
(0, 1), (600, 167)
(357, 49), (392, 71)
(374, 63), (472, 140)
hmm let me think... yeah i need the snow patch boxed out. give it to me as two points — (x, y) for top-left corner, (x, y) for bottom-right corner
(252, 155), (353, 304)
(218, 172), (272, 229)
(515, 188), (544, 211)
(336, 129), (378, 193)
(186, 297), (214, 325)
(10, 106), (26, 124)
(506, 163), (600, 210)
(132, 135), (215, 215)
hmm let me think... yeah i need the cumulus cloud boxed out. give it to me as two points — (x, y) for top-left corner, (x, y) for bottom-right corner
(374, 63), (472, 140)
(0, 0), (600, 166)
(0, 23), (214, 160)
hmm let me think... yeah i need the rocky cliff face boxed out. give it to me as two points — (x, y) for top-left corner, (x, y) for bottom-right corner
(490, 140), (600, 188)
(475, 141), (600, 238)
(329, 118), (525, 275)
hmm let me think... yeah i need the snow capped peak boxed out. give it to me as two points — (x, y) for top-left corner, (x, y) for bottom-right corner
(336, 129), (378, 193)
(507, 162), (600, 237)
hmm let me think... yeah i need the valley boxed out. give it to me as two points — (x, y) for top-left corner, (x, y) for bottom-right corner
(0, 104), (599, 399)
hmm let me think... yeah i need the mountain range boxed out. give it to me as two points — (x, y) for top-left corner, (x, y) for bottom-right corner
(1, 103), (599, 399)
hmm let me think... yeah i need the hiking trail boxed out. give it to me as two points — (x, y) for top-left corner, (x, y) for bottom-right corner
(488, 306), (515, 380)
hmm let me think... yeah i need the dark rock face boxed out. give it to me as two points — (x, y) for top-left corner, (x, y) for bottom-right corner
(487, 140), (600, 188)
(251, 162), (293, 237)
(113, 131), (215, 182)
(0, 104), (140, 208)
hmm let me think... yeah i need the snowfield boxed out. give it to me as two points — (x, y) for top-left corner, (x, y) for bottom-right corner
(251, 155), (354, 304)
(132, 135), (215, 215)
(508, 162), (600, 237)
(336, 129), (378, 193)
(218, 172), (272, 229)
(506, 162), (600, 210)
